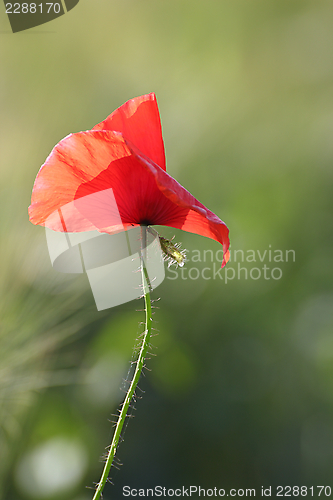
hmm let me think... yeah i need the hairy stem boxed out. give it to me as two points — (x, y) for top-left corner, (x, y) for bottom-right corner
(92, 228), (152, 500)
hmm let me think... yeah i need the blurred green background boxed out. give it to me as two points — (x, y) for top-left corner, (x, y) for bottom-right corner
(1, 0), (333, 498)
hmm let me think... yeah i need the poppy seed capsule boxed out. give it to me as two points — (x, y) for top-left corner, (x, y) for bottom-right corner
(159, 236), (187, 267)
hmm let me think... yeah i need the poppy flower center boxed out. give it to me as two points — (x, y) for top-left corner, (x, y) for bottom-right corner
(140, 219), (151, 226)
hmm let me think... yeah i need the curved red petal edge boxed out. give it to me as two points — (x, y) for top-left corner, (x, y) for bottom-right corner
(29, 95), (230, 268)
(125, 141), (230, 268)
(92, 93), (166, 172)
(29, 130), (133, 230)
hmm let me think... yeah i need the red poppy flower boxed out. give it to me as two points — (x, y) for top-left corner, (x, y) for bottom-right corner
(29, 93), (230, 267)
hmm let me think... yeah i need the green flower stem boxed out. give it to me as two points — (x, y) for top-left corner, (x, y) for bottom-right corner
(92, 228), (152, 500)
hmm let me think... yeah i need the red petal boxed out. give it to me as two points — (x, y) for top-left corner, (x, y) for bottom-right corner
(29, 130), (229, 267)
(29, 130), (132, 231)
(92, 93), (166, 171)
(127, 143), (230, 268)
